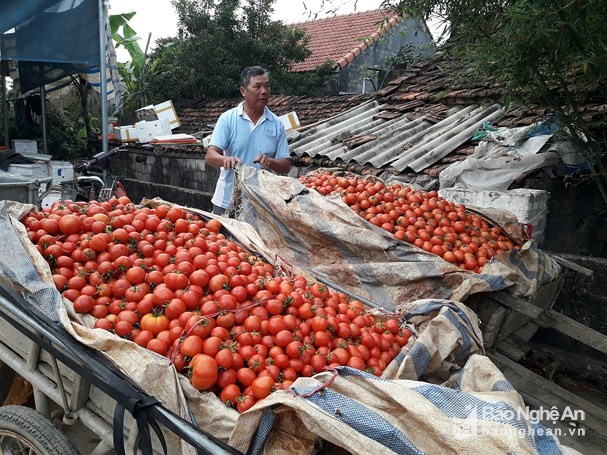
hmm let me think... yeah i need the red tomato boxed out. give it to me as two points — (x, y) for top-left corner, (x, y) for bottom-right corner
(190, 354), (218, 390)
(236, 367), (257, 387)
(251, 376), (275, 400)
(236, 395), (256, 413)
(180, 335), (204, 357)
(73, 295), (94, 314)
(140, 313), (170, 335)
(220, 384), (241, 406)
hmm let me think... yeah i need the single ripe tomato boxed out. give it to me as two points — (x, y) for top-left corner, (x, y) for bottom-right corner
(190, 354), (218, 391)
(251, 376), (275, 400)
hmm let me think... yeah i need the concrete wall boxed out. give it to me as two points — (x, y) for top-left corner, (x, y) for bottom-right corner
(338, 17), (435, 94)
(111, 148), (219, 211)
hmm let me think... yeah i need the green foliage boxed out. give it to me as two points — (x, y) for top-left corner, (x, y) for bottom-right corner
(146, 0), (332, 101)
(0, 104), (81, 160)
(110, 12), (159, 110)
(45, 109), (82, 161)
(384, 0), (607, 204)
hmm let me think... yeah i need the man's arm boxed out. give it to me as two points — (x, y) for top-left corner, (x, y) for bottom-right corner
(205, 145), (241, 170)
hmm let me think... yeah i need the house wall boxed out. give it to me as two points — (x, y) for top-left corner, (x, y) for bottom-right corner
(337, 17), (434, 94)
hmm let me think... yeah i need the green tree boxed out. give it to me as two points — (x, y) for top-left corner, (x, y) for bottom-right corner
(381, 0), (607, 202)
(146, 0), (331, 101)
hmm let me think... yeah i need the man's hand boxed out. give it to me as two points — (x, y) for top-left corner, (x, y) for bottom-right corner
(253, 153), (272, 170)
(223, 156), (242, 170)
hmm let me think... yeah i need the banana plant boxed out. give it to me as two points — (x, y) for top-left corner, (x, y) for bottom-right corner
(109, 12), (159, 109)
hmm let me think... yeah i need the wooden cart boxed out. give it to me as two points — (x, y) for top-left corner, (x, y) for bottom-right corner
(0, 284), (240, 455)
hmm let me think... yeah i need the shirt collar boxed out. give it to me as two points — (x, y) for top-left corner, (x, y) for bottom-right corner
(237, 102), (272, 123)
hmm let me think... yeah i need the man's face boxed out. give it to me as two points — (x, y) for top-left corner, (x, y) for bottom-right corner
(241, 74), (270, 110)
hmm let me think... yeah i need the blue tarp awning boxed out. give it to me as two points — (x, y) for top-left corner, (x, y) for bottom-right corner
(0, 0), (100, 92)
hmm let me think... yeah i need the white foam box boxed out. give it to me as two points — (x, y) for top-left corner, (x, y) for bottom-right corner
(278, 111), (300, 131)
(7, 162), (49, 180)
(11, 139), (38, 155)
(113, 125), (139, 143)
(136, 100), (181, 130)
(154, 100), (181, 130)
(136, 118), (172, 144)
(438, 188), (550, 241)
(50, 161), (74, 186)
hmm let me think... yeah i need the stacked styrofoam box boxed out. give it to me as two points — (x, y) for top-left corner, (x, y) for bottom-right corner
(11, 139), (38, 155)
(438, 188), (550, 241)
(7, 163), (49, 180)
(50, 161), (74, 187)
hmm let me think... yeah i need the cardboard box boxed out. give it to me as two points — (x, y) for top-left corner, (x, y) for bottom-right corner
(136, 118), (172, 144)
(11, 139), (38, 155)
(113, 125), (139, 143)
(154, 100), (181, 130)
(278, 111), (300, 131)
(50, 161), (74, 187)
(136, 100), (181, 130)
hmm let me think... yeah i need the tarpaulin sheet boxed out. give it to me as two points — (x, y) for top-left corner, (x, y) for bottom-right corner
(234, 166), (560, 312)
(0, 0), (100, 93)
(231, 300), (577, 455)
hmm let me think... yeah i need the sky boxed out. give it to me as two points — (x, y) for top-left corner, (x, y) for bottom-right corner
(110, 0), (395, 62)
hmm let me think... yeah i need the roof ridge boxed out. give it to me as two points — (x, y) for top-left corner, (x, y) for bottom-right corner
(289, 8), (396, 27)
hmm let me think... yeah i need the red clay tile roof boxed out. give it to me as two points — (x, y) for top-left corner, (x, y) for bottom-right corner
(175, 94), (372, 132)
(290, 10), (400, 73)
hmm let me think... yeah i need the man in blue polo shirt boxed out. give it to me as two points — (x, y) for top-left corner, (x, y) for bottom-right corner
(205, 66), (291, 215)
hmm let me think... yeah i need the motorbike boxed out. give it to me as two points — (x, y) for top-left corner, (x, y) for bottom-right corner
(61, 146), (126, 202)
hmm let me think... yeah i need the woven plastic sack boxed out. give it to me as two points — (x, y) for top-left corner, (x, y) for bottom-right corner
(230, 299), (577, 455)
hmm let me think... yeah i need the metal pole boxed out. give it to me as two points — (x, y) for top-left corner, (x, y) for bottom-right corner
(2, 74), (9, 149)
(40, 68), (49, 154)
(98, 0), (108, 154)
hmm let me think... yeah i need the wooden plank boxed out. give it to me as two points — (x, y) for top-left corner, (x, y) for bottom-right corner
(511, 321), (541, 343)
(488, 292), (544, 319)
(537, 310), (607, 355)
(494, 277), (563, 345)
(549, 254), (593, 276)
(489, 352), (607, 436)
(495, 338), (527, 361)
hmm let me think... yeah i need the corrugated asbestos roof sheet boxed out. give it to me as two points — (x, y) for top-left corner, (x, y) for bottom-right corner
(290, 100), (504, 173)
(289, 10), (400, 73)
(289, 37), (607, 176)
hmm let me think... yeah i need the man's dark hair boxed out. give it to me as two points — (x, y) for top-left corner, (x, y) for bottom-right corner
(240, 66), (269, 88)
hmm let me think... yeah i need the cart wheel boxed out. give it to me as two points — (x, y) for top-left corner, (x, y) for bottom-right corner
(0, 405), (80, 455)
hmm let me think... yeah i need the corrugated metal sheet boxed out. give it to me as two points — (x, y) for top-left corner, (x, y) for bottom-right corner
(290, 101), (505, 172)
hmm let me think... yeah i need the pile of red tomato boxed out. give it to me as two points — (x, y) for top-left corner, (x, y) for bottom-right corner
(299, 171), (519, 273)
(21, 197), (411, 412)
